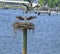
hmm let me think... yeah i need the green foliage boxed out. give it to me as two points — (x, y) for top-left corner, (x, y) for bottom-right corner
(38, 0), (60, 8)
(38, 0), (44, 6)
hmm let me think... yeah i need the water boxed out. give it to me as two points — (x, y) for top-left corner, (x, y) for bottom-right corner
(0, 9), (60, 54)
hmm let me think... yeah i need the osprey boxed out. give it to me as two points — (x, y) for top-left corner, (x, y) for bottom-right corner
(16, 16), (36, 20)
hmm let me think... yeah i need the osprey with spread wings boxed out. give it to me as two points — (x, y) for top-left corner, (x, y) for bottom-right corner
(16, 16), (36, 20)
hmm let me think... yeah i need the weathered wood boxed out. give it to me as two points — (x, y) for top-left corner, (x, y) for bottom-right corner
(22, 29), (27, 54)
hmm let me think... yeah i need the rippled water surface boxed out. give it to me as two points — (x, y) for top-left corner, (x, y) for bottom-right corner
(0, 9), (60, 54)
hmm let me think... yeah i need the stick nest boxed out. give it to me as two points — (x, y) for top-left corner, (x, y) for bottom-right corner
(12, 22), (35, 31)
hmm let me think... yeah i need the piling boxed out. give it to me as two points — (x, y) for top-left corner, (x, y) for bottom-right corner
(22, 29), (27, 54)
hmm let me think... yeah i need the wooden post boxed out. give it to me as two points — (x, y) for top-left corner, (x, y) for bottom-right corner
(22, 29), (27, 54)
(48, 9), (51, 16)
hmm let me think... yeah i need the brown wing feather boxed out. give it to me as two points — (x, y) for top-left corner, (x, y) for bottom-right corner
(27, 16), (36, 20)
(16, 16), (24, 20)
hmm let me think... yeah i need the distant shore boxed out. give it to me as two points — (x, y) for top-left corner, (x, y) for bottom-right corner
(0, 6), (60, 14)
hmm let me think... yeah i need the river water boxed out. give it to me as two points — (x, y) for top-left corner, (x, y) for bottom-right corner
(0, 9), (60, 54)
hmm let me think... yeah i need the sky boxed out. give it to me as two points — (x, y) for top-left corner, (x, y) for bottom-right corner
(0, 0), (20, 1)
(0, 0), (9, 1)
(0, 0), (38, 3)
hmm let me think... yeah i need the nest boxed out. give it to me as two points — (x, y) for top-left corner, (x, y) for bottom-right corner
(12, 22), (35, 32)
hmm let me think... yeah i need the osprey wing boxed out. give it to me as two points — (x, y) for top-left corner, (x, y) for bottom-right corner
(16, 16), (24, 20)
(27, 16), (36, 20)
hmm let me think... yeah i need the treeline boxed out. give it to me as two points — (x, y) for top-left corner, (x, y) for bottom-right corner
(38, 0), (60, 8)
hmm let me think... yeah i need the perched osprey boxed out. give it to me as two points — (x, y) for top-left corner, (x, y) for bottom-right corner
(16, 16), (36, 20)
